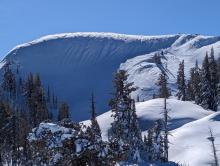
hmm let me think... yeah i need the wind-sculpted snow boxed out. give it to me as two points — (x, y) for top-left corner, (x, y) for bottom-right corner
(1, 32), (180, 121)
(2, 32), (220, 120)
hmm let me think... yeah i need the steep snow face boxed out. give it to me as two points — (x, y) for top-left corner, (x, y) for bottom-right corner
(82, 98), (213, 141)
(170, 112), (220, 166)
(2, 32), (220, 120)
(120, 34), (220, 101)
(2, 32), (180, 121)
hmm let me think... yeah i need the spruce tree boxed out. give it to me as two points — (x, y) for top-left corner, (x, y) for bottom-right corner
(145, 129), (154, 161)
(163, 98), (169, 162)
(152, 120), (164, 162)
(200, 53), (212, 110)
(176, 60), (186, 101)
(109, 70), (145, 163)
(0, 101), (14, 165)
(24, 73), (49, 127)
(58, 102), (70, 121)
(1, 64), (16, 99)
(90, 93), (101, 141)
(216, 83), (220, 111)
(209, 48), (218, 111)
(156, 72), (170, 98)
(217, 57), (220, 81)
(193, 61), (202, 104)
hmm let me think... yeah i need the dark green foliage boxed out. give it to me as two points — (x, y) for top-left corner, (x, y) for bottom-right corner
(109, 70), (145, 162)
(58, 102), (70, 121)
(176, 60), (186, 101)
(1, 64), (16, 99)
(200, 53), (213, 110)
(24, 73), (49, 127)
(156, 72), (170, 98)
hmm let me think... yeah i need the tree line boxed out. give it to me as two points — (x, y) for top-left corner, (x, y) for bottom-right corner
(176, 47), (220, 111)
(0, 65), (176, 165)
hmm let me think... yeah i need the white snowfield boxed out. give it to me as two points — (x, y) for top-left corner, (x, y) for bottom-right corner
(170, 112), (220, 166)
(83, 98), (219, 166)
(2, 32), (220, 121)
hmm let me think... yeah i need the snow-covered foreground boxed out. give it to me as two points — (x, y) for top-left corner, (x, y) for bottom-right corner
(170, 112), (220, 166)
(83, 98), (218, 166)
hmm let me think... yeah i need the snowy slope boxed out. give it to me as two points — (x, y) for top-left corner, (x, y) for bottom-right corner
(82, 98), (213, 141)
(2, 32), (220, 120)
(0, 33), (180, 121)
(169, 112), (220, 166)
(120, 34), (220, 101)
(83, 98), (218, 165)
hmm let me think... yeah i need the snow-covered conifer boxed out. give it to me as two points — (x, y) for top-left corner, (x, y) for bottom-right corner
(109, 70), (145, 163)
(176, 60), (186, 101)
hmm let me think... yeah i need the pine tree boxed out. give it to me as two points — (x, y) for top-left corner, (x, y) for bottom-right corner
(156, 72), (170, 98)
(90, 93), (101, 141)
(217, 57), (220, 81)
(58, 102), (70, 121)
(24, 73), (49, 127)
(176, 60), (186, 101)
(109, 70), (145, 163)
(200, 53), (212, 110)
(193, 61), (202, 104)
(46, 86), (51, 103)
(154, 53), (162, 65)
(209, 47), (218, 111)
(1, 64), (16, 99)
(145, 129), (154, 161)
(163, 98), (169, 162)
(0, 101), (12, 165)
(216, 83), (220, 111)
(152, 120), (164, 162)
(186, 79), (194, 101)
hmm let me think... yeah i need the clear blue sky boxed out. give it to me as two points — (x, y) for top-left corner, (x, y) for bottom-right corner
(1, 0), (220, 59)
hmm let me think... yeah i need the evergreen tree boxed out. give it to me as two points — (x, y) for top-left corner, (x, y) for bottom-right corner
(176, 60), (186, 101)
(200, 54), (212, 110)
(192, 61), (202, 104)
(1, 64), (16, 99)
(109, 70), (145, 163)
(0, 101), (12, 165)
(46, 86), (51, 103)
(90, 93), (101, 141)
(156, 72), (170, 98)
(145, 129), (154, 161)
(152, 120), (164, 162)
(154, 53), (162, 65)
(186, 79), (194, 101)
(216, 83), (220, 111)
(163, 98), (169, 162)
(217, 57), (220, 81)
(209, 47), (218, 111)
(58, 102), (70, 121)
(24, 73), (49, 127)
